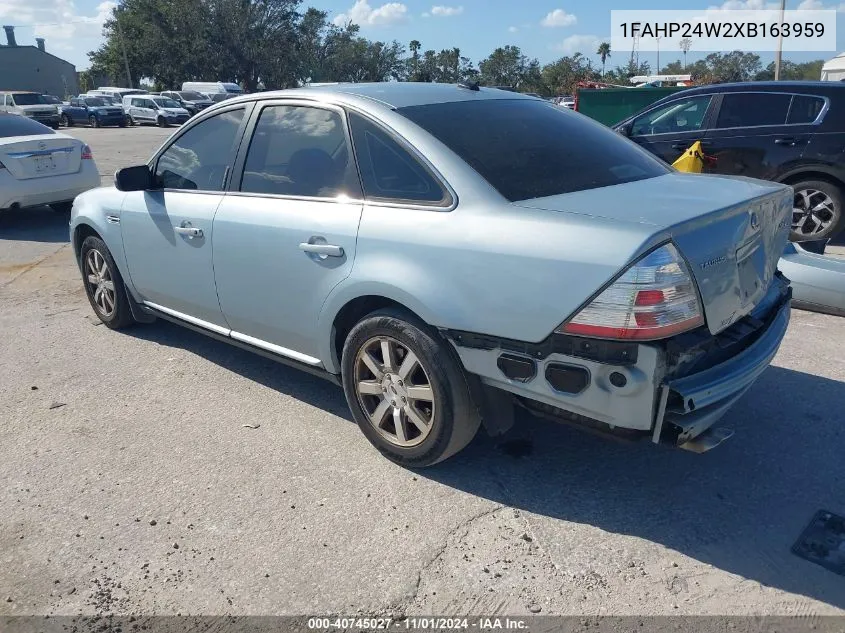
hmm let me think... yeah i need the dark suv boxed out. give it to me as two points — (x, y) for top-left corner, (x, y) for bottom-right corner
(615, 81), (845, 245)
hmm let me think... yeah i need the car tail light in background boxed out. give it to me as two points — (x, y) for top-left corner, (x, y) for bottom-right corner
(81, 144), (93, 160)
(557, 243), (704, 341)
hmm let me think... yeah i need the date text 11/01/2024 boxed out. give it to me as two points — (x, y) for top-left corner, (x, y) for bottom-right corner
(306, 617), (530, 630)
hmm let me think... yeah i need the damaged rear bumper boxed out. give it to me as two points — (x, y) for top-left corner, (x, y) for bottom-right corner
(654, 286), (791, 450)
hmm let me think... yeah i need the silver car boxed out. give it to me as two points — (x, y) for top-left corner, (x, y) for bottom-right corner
(70, 83), (793, 466)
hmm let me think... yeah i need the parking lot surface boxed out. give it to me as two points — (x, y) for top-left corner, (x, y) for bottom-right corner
(1, 125), (844, 618)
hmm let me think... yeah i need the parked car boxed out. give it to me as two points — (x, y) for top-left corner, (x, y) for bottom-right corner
(41, 94), (63, 105)
(779, 242), (845, 316)
(204, 92), (237, 103)
(89, 87), (148, 101)
(181, 81), (243, 96)
(0, 91), (60, 128)
(71, 83), (792, 466)
(555, 95), (575, 109)
(61, 96), (127, 128)
(615, 81), (845, 245)
(123, 95), (190, 127)
(160, 90), (213, 115)
(0, 113), (99, 214)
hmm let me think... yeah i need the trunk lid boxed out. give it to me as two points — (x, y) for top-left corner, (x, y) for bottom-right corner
(0, 133), (82, 180)
(514, 173), (793, 334)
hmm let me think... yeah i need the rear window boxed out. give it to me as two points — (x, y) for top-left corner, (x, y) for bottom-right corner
(398, 99), (670, 202)
(0, 114), (54, 137)
(788, 95), (826, 124)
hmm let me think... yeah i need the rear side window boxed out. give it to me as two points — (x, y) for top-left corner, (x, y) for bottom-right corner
(399, 99), (670, 202)
(715, 93), (792, 128)
(0, 114), (54, 137)
(155, 108), (245, 190)
(348, 112), (448, 204)
(239, 105), (360, 199)
(787, 95), (826, 124)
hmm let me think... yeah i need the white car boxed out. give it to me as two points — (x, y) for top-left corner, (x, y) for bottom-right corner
(0, 113), (100, 213)
(122, 95), (190, 127)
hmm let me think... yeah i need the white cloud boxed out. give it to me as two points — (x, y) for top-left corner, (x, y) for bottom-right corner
(333, 0), (408, 26)
(508, 26), (519, 33)
(0, 0), (114, 59)
(430, 5), (463, 16)
(541, 9), (576, 27)
(795, 0), (845, 10)
(711, 0), (845, 9)
(555, 33), (602, 55)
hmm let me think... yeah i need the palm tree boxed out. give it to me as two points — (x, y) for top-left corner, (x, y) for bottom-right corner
(679, 38), (692, 70)
(409, 40), (421, 81)
(597, 42), (611, 78)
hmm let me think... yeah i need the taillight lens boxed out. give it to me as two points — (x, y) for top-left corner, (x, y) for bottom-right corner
(81, 144), (93, 160)
(557, 243), (704, 341)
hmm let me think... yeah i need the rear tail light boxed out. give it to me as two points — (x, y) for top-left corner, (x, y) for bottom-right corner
(81, 144), (93, 160)
(557, 243), (704, 341)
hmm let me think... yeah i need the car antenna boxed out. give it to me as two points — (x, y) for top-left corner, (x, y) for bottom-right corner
(457, 81), (480, 91)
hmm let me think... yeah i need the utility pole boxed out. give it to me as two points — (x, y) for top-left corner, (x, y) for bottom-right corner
(656, 37), (661, 74)
(774, 0), (786, 80)
(116, 5), (133, 88)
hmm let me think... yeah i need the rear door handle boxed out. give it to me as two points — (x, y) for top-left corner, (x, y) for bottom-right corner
(299, 242), (344, 257)
(174, 225), (203, 239)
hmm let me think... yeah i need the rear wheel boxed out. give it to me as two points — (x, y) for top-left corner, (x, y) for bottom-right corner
(89, 114), (100, 128)
(60, 113), (71, 127)
(49, 202), (73, 213)
(791, 179), (843, 242)
(79, 236), (135, 330)
(341, 307), (480, 467)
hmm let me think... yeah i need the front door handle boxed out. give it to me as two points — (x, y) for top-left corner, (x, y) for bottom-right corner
(174, 225), (203, 239)
(299, 242), (344, 257)
(774, 137), (798, 146)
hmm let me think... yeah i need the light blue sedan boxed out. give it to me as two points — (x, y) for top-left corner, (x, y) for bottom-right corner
(70, 83), (793, 466)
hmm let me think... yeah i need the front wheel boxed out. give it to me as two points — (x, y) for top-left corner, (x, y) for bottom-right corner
(79, 236), (135, 330)
(791, 179), (843, 242)
(60, 113), (71, 127)
(89, 114), (100, 128)
(341, 308), (480, 467)
(157, 116), (168, 128)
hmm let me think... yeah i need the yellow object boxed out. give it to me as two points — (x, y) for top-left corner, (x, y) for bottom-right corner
(672, 140), (706, 173)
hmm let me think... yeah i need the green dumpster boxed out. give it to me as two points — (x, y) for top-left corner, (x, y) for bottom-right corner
(576, 86), (689, 127)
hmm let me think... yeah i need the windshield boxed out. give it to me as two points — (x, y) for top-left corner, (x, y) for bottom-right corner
(178, 91), (206, 101)
(41, 95), (61, 104)
(0, 113), (55, 137)
(152, 97), (181, 108)
(84, 97), (106, 107)
(12, 93), (45, 106)
(399, 99), (670, 202)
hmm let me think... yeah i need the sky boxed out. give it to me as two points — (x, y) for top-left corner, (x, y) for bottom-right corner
(1, 0), (845, 71)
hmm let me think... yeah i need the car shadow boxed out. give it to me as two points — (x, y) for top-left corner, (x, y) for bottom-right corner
(122, 319), (845, 609)
(0, 205), (70, 243)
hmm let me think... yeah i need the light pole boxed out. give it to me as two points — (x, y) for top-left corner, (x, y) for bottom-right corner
(656, 36), (661, 74)
(774, 0), (786, 80)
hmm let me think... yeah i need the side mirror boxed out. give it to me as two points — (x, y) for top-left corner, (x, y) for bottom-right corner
(115, 165), (155, 192)
(616, 123), (632, 137)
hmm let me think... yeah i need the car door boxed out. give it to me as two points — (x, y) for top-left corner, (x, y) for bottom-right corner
(704, 91), (817, 180)
(626, 94), (716, 164)
(120, 105), (250, 328)
(212, 101), (363, 362)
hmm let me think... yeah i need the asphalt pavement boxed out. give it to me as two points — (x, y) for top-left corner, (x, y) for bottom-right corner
(0, 124), (843, 619)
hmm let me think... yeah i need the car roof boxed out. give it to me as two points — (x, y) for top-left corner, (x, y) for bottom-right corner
(667, 81), (845, 96)
(225, 82), (535, 110)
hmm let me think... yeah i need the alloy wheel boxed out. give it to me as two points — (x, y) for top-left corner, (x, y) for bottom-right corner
(353, 336), (436, 448)
(793, 188), (836, 237)
(85, 249), (116, 318)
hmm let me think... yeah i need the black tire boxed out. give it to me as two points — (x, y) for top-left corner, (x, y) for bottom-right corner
(89, 114), (100, 128)
(61, 113), (71, 127)
(790, 179), (844, 242)
(157, 116), (168, 128)
(49, 201), (73, 213)
(127, 115), (135, 126)
(79, 236), (135, 330)
(118, 119), (127, 128)
(341, 307), (480, 467)
(50, 123), (60, 130)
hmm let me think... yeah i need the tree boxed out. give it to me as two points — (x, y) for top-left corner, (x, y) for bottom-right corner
(478, 45), (538, 89)
(596, 42), (611, 78)
(542, 53), (597, 95)
(679, 38), (692, 70)
(755, 59), (824, 81)
(408, 39), (421, 81)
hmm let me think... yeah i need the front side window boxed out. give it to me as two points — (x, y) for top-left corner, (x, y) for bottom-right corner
(715, 93), (792, 128)
(240, 105), (360, 198)
(155, 108), (245, 190)
(631, 96), (713, 136)
(349, 112), (448, 204)
(399, 99), (670, 202)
